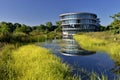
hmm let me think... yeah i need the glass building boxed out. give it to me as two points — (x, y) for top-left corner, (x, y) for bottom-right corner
(59, 12), (100, 38)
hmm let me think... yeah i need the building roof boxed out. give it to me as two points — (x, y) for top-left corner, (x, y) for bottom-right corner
(59, 12), (97, 17)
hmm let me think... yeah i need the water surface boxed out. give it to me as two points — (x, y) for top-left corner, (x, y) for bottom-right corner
(38, 39), (120, 80)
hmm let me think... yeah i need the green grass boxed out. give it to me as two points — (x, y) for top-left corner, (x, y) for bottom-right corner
(74, 33), (120, 65)
(0, 44), (108, 80)
(74, 32), (120, 79)
(0, 44), (78, 80)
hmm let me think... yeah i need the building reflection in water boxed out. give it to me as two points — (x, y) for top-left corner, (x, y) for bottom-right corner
(61, 35), (95, 56)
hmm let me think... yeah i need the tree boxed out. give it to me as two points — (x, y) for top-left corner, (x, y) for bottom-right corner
(99, 25), (107, 31)
(110, 20), (120, 29)
(46, 22), (53, 31)
(55, 21), (62, 32)
(8, 22), (15, 32)
(0, 22), (12, 42)
(56, 21), (62, 27)
(0, 22), (11, 34)
(110, 12), (120, 20)
(37, 24), (46, 32)
(14, 23), (21, 28)
(108, 12), (120, 34)
(14, 24), (32, 34)
(110, 12), (120, 29)
(31, 26), (37, 30)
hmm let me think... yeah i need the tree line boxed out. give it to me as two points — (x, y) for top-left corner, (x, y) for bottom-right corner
(1, 12), (120, 43)
(0, 21), (62, 43)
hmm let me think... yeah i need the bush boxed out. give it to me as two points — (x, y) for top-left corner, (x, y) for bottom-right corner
(12, 32), (30, 43)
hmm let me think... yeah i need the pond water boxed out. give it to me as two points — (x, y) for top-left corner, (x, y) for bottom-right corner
(38, 38), (120, 80)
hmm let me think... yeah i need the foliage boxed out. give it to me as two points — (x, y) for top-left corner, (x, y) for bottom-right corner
(99, 25), (107, 31)
(55, 21), (62, 32)
(110, 12), (120, 20)
(14, 24), (32, 34)
(0, 21), (62, 43)
(46, 22), (53, 31)
(0, 44), (78, 80)
(99, 12), (120, 34)
(12, 32), (30, 43)
(0, 22), (13, 34)
(107, 12), (120, 34)
(36, 24), (46, 32)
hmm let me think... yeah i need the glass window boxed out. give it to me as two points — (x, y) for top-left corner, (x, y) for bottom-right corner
(77, 20), (80, 23)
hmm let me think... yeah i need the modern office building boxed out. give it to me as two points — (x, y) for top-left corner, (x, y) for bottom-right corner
(60, 12), (100, 38)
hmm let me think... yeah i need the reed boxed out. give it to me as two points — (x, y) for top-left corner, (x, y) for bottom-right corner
(0, 44), (78, 80)
(74, 34), (120, 66)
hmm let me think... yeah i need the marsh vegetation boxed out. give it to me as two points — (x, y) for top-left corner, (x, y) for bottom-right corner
(74, 32), (120, 79)
(0, 44), (79, 80)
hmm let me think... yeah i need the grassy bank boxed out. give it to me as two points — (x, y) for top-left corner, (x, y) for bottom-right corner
(0, 41), (114, 80)
(0, 44), (78, 80)
(74, 32), (120, 74)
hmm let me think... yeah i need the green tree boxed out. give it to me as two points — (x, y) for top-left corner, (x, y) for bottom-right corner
(110, 12), (120, 20)
(109, 12), (120, 34)
(110, 20), (120, 29)
(31, 26), (37, 31)
(110, 12), (120, 29)
(14, 24), (32, 34)
(46, 22), (53, 31)
(0, 22), (11, 34)
(8, 22), (15, 32)
(0, 22), (12, 42)
(37, 24), (46, 32)
(56, 21), (62, 27)
(99, 25), (107, 31)
(14, 23), (21, 28)
(13, 23), (22, 33)
(55, 21), (62, 32)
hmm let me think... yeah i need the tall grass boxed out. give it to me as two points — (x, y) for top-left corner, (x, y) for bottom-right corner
(0, 44), (78, 80)
(1, 40), (117, 80)
(0, 44), (16, 80)
(74, 33), (120, 79)
(74, 34), (120, 64)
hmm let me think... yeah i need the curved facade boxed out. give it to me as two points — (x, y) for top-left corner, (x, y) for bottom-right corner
(60, 12), (100, 38)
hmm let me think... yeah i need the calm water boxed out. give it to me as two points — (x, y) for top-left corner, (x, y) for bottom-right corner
(38, 39), (120, 80)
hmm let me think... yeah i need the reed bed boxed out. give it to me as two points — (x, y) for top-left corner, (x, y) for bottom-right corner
(74, 33), (120, 69)
(0, 44), (78, 80)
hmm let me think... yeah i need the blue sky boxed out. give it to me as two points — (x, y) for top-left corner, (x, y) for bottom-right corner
(0, 0), (120, 26)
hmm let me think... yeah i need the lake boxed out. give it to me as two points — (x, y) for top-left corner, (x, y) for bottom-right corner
(38, 38), (120, 80)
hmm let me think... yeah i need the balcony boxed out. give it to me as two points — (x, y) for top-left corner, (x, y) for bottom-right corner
(62, 28), (82, 30)
(62, 23), (97, 26)
(60, 18), (97, 21)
